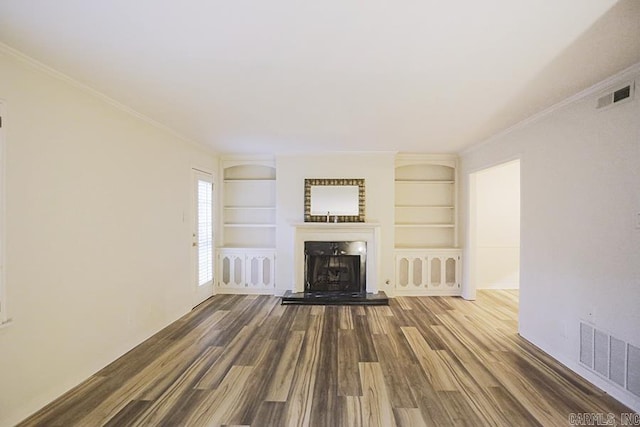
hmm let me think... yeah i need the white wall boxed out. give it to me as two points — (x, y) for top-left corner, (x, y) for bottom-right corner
(275, 153), (395, 295)
(475, 160), (520, 289)
(461, 67), (640, 411)
(0, 49), (217, 426)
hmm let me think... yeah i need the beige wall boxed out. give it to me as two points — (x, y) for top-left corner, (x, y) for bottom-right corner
(0, 49), (217, 426)
(461, 67), (640, 411)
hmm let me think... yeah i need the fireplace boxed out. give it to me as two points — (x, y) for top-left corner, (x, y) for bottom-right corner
(281, 223), (388, 305)
(304, 241), (366, 293)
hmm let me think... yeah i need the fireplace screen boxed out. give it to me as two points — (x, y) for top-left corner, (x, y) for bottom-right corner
(304, 241), (366, 293)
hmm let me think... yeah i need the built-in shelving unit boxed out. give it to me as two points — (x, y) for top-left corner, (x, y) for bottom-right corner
(218, 158), (276, 294)
(221, 160), (276, 248)
(394, 154), (461, 296)
(394, 155), (458, 249)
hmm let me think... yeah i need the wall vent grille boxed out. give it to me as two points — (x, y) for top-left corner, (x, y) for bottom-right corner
(596, 82), (634, 109)
(580, 323), (594, 368)
(610, 337), (626, 387)
(594, 330), (609, 377)
(580, 322), (640, 399)
(628, 344), (640, 397)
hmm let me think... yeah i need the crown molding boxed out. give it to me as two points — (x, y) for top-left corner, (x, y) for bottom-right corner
(0, 42), (216, 154)
(462, 61), (640, 156)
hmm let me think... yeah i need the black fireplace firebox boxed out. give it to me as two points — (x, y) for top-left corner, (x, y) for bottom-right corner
(281, 239), (387, 305)
(304, 241), (366, 294)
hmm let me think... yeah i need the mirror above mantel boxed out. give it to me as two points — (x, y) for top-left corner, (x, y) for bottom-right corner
(304, 178), (365, 222)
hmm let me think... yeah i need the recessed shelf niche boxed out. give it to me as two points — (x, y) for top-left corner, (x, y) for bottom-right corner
(222, 161), (276, 248)
(394, 156), (458, 249)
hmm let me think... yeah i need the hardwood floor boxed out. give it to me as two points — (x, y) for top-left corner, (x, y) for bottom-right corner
(19, 291), (631, 426)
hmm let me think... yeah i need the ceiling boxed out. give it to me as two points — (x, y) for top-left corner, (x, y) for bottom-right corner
(1, 1), (639, 154)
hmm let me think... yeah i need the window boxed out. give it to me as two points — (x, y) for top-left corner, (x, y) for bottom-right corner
(197, 177), (213, 286)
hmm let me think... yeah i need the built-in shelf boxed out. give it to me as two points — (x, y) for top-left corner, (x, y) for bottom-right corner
(395, 224), (455, 228)
(221, 159), (276, 249)
(224, 179), (275, 183)
(221, 246), (275, 250)
(224, 223), (277, 228)
(395, 205), (454, 209)
(395, 244), (456, 249)
(394, 248), (462, 296)
(394, 155), (458, 249)
(395, 180), (455, 184)
(217, 247), (275, 293)
(223, 206), (276, 210)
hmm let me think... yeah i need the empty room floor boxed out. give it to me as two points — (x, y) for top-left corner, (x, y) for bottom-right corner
(19, 290), (631, 426)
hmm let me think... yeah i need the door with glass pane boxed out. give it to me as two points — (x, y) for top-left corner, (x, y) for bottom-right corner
(192, 169), (214, 306)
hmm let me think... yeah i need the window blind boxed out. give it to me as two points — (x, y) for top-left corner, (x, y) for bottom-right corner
(197, 179), (213, 286)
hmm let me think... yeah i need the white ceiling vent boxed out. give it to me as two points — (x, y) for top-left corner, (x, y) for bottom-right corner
(597, 81), (635, 109)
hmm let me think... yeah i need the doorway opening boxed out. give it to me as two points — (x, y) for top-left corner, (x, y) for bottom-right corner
(469, 160), (521, 320)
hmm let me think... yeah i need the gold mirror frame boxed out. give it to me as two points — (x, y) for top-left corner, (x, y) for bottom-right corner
(304, 178), (365, 222)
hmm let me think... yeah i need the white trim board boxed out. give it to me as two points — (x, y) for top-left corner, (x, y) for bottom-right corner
(462, 61), (640, 156)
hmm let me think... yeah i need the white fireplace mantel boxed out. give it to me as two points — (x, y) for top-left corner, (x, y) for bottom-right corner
(293, 223), (381, 293)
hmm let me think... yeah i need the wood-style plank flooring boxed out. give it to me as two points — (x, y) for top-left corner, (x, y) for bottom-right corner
(19, 291), (632, 426)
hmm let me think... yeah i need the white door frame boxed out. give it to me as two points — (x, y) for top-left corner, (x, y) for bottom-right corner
(0, 101), (7, 325)
(192, 168), (215, 307)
